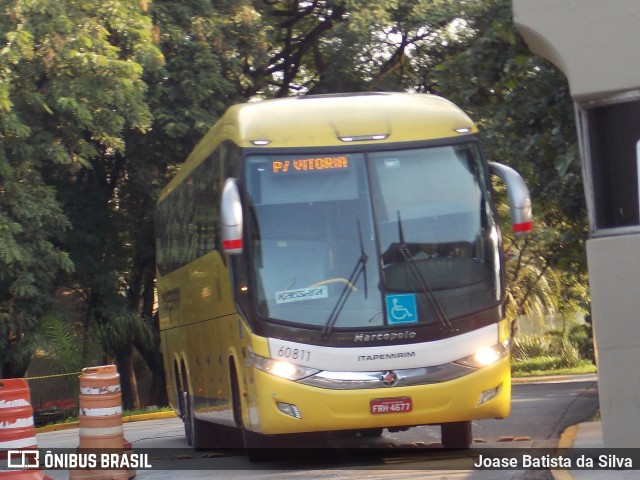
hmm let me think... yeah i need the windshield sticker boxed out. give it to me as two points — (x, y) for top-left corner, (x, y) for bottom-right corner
(386, 294), (418, 324)
(272, 156), (349, 174)
(383, 158), (401, 169)
(276, 286), (329, 304)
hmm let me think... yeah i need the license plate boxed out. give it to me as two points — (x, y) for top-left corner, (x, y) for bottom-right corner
(370, 397), (412, 415)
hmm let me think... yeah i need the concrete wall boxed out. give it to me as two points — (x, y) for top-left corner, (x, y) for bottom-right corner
(514, 0), (640, 447)
(586, 236), (640, 447)
(513, 0), (640, 103)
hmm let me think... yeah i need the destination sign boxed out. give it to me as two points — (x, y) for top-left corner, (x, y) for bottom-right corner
(272, 156), (349, 174)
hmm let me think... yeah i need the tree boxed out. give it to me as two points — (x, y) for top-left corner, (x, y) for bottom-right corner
(1, 1), (75, 378)
(0, 0), (160, 393)
(249, 0), (474, 96)
(430, 0), (588, 320)
(239, 0), (590, 320)
(46, 0), (162, 409)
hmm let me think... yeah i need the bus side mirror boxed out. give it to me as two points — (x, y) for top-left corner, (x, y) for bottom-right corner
(221, 178), (244, 254)
(489, 162), (533, 236)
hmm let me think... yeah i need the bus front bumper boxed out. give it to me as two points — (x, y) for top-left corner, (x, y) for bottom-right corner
(244, 356), (511, 435)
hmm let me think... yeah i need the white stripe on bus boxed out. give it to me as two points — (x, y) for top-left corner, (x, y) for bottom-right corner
(268, 323), (499, 371)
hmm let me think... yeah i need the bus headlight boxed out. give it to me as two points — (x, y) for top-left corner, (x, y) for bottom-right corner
(250, 353), (320, 381)
(455, 342), (509, 369)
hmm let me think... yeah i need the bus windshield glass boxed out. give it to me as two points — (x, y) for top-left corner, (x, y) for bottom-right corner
(244, 144), (500, 330)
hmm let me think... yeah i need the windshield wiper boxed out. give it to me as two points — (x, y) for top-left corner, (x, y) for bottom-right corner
(394, 212), (457, 334)
(321, 220), (368, 340)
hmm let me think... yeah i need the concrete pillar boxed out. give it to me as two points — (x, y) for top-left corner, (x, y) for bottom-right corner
(513, 0), (640, 448)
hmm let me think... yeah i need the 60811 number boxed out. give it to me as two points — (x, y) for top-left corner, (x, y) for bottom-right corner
(277, 346), (311, 362)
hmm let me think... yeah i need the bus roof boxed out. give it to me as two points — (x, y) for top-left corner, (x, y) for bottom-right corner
(223, 92), (477, 148)
(159, 93), (478, 201)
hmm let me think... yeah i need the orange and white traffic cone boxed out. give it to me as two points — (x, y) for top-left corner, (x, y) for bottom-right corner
(69, 366), (135, 480)
(0, 378), (53, 479)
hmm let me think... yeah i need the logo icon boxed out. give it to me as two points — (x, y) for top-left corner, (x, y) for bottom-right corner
(381, 370), (398, 386)
(7, 450), (39, 469)
(385, 294), (418, 324)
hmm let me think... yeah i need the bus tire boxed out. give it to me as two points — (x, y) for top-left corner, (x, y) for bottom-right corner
(177, 362), (195, 446)
(441, 421), (472, 449)
(229, 364), (273, 462)
(242, 429), (274, 462)
(182, 384), (219, 450)
(182, 390), (195, 447)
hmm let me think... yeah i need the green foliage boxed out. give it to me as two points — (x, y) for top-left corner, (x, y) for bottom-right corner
(512, 356), (596, 377)
(96, 310), (153, 356)
(512, 318), (595, 372)
(511, 334), (550, 361)
(430, 0), (589, 322)
(0, 161), (73, 376)
(25, 315), (84, 375)
(568, 323), (595, 363)
(512, 355), (567, 373)
(545, 321), (594, 367)
(0, 0), (158, 378)
(557, 337), (580, 368)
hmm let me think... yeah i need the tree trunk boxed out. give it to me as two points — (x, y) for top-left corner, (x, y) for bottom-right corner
(115, 347), (140, 411)
(138, 261), (168, 406)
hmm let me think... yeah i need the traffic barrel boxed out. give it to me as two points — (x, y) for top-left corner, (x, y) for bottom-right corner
(69, 366), (134, 480)
(0, 378), (53, 479)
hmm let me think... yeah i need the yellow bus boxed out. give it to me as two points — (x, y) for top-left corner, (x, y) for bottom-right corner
(154, 93), (532, 458)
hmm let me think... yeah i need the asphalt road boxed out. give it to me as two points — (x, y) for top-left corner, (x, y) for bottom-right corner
(34, 374), (598, 479)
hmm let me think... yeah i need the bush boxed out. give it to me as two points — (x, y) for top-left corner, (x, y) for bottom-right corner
(512, 355), (565, 373)
(511, 334), (550, 361)
(543, 328), (564, 356)
(569, 323), (595, 362)
(510, 322), (596, 375)
(511, 356), (596, 376)
(545, 325), (588, 368)
(558, 337), (580, 368)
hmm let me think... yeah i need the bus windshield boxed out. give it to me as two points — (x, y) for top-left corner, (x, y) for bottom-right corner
(244, 143), (500, 330)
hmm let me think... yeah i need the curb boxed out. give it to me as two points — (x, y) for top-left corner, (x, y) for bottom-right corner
(512, 373), (597, 384)
(512, 373), (597, 480)
(122, 410), (177, 423)
(550, 424), (579, 480)
(36, 410), (177, 433)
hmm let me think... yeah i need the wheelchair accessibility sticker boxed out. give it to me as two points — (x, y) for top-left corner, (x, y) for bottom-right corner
(385, 294), (418, 324)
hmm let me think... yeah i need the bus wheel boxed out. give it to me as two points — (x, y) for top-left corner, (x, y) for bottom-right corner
(185, 388), (226, 450)
(441, 421), (472, 449)
(230, 369), (272, 462)
(242, 429), (275, 462)
(182, 390), (194, 447)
